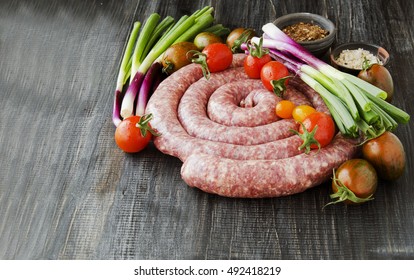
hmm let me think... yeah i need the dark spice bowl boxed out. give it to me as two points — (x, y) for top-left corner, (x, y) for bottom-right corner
(273, 12), (336, 58)
(330, 42), (390, 75)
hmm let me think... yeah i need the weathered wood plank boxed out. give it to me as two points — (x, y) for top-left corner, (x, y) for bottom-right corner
(0, 0), (413, 260)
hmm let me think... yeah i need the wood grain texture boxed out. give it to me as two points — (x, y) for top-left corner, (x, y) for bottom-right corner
(0, 0), (413, 260)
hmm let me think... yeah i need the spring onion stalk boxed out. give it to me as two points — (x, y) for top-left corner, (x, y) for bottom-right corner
(194, 5), (212, 17)
(302, 64), (361, 119)
(202, 24), (231, 36)
(370, 104), (397, 131)
(365, 90), (410, 124)
(356, 101), (379, 124)
(173, 12), (214, 43)
(123, 58), (132, 84)
(141, 16), (175, 65)
(158, 15), (189, 42)
(356, 119), (385, 141)
(135, 62), (161, 116)
(343, 72), (387, 100)
(130, 13), (161, 80)
(112, 21), (141, 127)
(253, 22), (410, 138)
(120, 14), (161, 119)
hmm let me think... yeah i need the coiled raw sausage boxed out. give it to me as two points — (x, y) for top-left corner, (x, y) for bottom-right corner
(145, 54), (358, 197)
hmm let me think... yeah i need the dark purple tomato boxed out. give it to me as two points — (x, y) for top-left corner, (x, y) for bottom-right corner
(362, 131), (406, 181)
(328, 159), (378, 205)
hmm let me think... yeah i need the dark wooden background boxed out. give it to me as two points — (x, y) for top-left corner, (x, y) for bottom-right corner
(1, 0), (413, 260)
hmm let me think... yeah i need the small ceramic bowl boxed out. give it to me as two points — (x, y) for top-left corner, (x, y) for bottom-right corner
(330, 42), (390, 75)
(274, 12), (336, 57)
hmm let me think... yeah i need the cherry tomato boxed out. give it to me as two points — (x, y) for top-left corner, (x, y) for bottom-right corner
(362, 131), (406, 181)
(226, 28), (255, 53)
(193, 32), (223, 50)
(358, 64), (394, 102)
(296, 112), (335, 153)
(244, 54), (272, 79)
(192, 43), (233, 79)
(202, 43), (233, 72)
(275, 100), (295, 119)
(260, 61), (290, 93)
(115, 114), (155, 153)
(162, 42), (199, 75)
(243, 37), (271, 79)
(292, 105), (316, 122)
(327, 159), (378, 206)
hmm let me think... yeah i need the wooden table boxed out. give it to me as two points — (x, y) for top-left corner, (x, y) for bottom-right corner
(1, 0), (413, 260)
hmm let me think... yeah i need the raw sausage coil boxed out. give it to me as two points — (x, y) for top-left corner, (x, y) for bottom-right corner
(146, 54), (358, 198)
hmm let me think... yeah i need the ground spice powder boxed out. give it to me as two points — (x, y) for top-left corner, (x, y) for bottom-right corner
(282, 22), (329, 42)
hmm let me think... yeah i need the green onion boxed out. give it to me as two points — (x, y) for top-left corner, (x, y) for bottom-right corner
(130, 13), (161, 82)
(300, 72), (358, 136)
(202, 24), (231, 36)
(173, 12), (214, 43)
(251, 22), (410, 139)
(344, 72), (387, 99)
(301, 64), (360, 121)
(141, 16), (175, 65)
(112, 21), (141, 127)
(366, 91), (410, 124)
(113, 6), (217, 125)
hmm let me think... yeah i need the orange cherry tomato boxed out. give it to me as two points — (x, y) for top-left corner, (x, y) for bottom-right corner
(292, 105), (316, 122)
(275, 100), (295, 119)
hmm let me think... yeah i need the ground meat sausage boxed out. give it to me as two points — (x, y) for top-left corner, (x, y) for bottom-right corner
(181, 135), (357, 198)
(145, 53), (358, 198)
(207, 80), (280, 127)
(177, 67), (297, 145)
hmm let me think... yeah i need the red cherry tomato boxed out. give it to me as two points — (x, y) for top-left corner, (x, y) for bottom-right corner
(202, 43), (233, 72)
(115, 114), (155, 153)
(192, 43), (233, 79)
(244, 53), (272, 79)
(296, 112), (336, 153)
(260, 61), (290, 92)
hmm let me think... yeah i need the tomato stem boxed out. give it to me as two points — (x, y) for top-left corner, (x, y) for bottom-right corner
(270, 76), (291, 97)
(290, 122), (321, 154)
(136, 113), (160, 137)
(246, 37), (269, 58)
(361, 57), (372, 71)
(162, 60), (174, 74)
(231, 28), (255, 53)
(189, 50), (211, 80)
